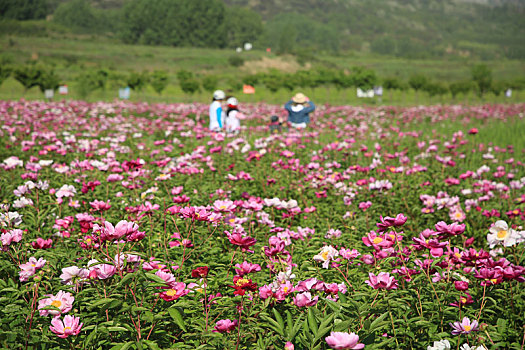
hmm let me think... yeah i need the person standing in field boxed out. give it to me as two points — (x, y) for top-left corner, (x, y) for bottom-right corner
(224, 97), (241, 135)
(284, 92), (315, 129)
(209, 90), (225, 131)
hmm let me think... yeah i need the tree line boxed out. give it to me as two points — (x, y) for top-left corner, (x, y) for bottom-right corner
(2, 0), (523, 59)
(1, 62), (523, 101)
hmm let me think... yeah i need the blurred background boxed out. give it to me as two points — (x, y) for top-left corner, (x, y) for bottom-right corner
(0, 0), (524, 105)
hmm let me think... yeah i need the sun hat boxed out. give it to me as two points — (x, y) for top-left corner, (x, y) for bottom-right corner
(292, 92), (307, 104)
(226, 97), (238, 108)
(213, 90), (226, 100)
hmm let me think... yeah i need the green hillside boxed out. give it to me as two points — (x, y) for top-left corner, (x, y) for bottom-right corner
(2, 0), (524, 59)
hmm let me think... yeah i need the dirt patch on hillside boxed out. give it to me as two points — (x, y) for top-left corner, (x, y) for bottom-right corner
(241, 56), (310, 74)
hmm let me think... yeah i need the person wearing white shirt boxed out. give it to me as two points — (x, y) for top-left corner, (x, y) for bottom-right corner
(224, 97), (241, 135)
(209, 90), (225, 131)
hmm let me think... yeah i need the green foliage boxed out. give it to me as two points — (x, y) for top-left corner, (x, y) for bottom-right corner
(13, 64), (44, 91)
(120, 0), (227, 47)
(53, 0), (96, 32)
(352, 66), (377, 90)
(408, 74), (428, 92)
(201, 75), (218, 93)
(382, 77), (403, 91)
(0, 0), (48, 20)
(228, 55), (244, 67)
(126, 71), (149, 91)
(422, 81), (448, 98)
(0, 64), (13, 87)
(150, 70), (168, 95)
(449, 81), (473, 98)
(177, 70), (200, 94)
(37, 67), (60, 92)
(76, 69), (108, 98)
(225, 6), (263, 48)
(471, 64), (492, 97)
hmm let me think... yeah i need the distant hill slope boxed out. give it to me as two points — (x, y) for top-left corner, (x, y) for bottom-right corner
(32, 0), (525, 59)
(224, 0), (525, 59)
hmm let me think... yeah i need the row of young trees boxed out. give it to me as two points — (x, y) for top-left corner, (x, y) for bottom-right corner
(1, 63), (522, 100)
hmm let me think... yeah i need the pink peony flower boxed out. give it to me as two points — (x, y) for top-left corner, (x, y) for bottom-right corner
(325, 332), (364, 349)
(293, 292), (319, 307)
(450, 317), (479, 335)
(31, 237), (53, 249)
(49, 315), (83, 338)
(38, 291), (75, 316)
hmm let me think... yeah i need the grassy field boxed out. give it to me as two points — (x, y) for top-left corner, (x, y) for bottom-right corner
(1, 35), (524, 105)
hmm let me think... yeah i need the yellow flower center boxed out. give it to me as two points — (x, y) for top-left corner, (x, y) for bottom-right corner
(166, 289), (178, 296)
(455, 253), (461, 259)
(235, 278), (249, 287)
(64, 326), (71, 331)
(490, 278), (498, 284)
(454, 212), (463, 218)
(496, 230), (508, 240)
(321, 251), (329, 260)
(372, 237), (383, 244)
(220, 206), (226, 209)
(51, 300), (62, 308)
(513, 210), (519, 214)
(86, 238), (92, 244)
(460, 297), (467, 303)
(283, 287), (289, 293)
(31, 264), (36, 267)
(464, 325), (471, 332)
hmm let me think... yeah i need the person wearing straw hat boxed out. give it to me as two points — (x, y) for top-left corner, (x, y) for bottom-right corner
(284, 92), (316, 129)
(209, 90), (225, 131)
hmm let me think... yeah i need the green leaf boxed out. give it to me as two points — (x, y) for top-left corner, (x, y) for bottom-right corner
(168, 307), (187, 332)
(369, 312), (389, 331)
(308, 308), (318, 335)
(272, 308), (285, 333)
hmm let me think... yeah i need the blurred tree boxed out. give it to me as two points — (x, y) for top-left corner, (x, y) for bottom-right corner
(0, 64), (13, 87)
(121, 0), (227, 48)
(408, 74), (428, 102)
(449, 81), (473, 99)
(37, 68), (60, 93)
(76, 69), (108, 99)
(150, 70), (168, 95)
(180, 78), (200, 95)
(13, 65), (43, 92)
(471, 64), (492, 98)
(490, 81), (506, 97)
(352, 66), (377, 90)
(126, 71), (149, 91)
(225, 6), (263, 48)
(53, 0), (98, 33)
(0, 0), (47, 20)
(242, 74), (259, 87)
(202, 75), (218, 93)
(382, 76), (403, 102)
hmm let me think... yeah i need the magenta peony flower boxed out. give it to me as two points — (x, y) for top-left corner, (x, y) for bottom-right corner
(365, 272), (398, 290)
(325, 332), (364, 349)
(213, 319), (238, 333)
(49, 315), (83, 338)
(293, 292), (319, 307)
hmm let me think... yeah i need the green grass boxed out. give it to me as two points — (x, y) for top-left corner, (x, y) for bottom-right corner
(0, 35), (524, 105)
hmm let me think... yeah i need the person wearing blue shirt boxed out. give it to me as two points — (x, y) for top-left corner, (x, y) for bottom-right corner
(209, 90), (225, 131)
(284, 92), (315, 129)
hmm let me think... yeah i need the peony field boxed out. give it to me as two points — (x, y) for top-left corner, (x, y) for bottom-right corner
(1, 100), (525, 350)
